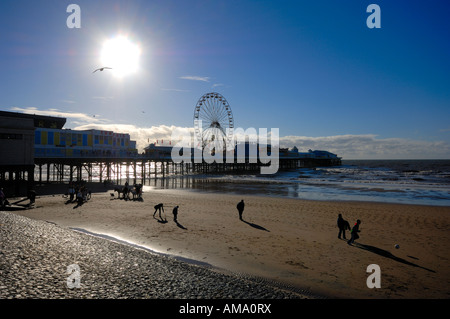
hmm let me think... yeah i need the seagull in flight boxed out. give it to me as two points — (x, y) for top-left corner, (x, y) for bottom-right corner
(93, 67), (112, 73)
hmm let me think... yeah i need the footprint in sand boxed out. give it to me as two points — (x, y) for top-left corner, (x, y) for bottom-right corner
(285, 260), (309, 269)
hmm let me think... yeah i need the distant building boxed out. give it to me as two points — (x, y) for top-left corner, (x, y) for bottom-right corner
(34, 128), (137, 158)
(0, 110), (137, 196)
(144, 143), (173, 159)
(0, 111), (62, 196)
(143, 142), (340, 163)
(307, 149), (340, 159)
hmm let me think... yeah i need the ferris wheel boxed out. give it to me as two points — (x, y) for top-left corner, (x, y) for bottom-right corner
(194, 92), (234, 150)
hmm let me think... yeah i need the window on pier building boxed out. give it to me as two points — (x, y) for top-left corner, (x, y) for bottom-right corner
(47, 131), (54, 145)
(35, 131), (41, 144)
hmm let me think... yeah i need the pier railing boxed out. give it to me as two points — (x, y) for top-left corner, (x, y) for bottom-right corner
(32, 152), (341, 185)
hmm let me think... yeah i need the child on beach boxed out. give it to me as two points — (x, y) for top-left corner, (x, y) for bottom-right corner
(348, 220), (361, 245)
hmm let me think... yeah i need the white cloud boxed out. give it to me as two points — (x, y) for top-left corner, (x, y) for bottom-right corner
(160, 88), (190, 92)
(8, 107), (450, 159)
(280, 134), (450, 159)
(75, 123), (450, 159)
(179, 75), (210, 82)
(92, 96), (115, 101)
(60, 100), (76, 104)
(73, 123), (194, 152)
(10, 106), (103, 124)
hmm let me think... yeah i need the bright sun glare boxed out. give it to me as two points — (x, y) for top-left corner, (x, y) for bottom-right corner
(100, 36), (141, 78)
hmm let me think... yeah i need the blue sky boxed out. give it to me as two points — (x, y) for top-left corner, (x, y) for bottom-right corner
(1, 0), (449, 159)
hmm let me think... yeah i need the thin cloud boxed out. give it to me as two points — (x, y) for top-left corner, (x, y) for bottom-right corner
(179, 75), (210, 82)
(92, 96), (114, 101)
(8, 107), (450, 159)
(160, 88), (190, 92)
(10, 106), (104, 124)
(60, 100), (76, 104)
(74, 123), (450, 159)
(279, 134), (450, 159)
(74, 123), (194, 153)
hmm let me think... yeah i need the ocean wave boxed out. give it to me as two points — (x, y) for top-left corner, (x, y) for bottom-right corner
(140, 160), (450, 206)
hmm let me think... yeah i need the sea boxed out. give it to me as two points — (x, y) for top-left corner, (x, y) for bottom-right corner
(144, 160), (450, 207)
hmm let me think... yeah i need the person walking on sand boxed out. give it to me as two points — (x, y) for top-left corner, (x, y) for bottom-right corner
(337, 213), (351, 239)
(68, 182), (75, 202)
(153, 203), (165, 220)
(0, 188), (6, 208)
(237, 199), (245, 220)
(348, 219), (361, 245)
(173, 205), (179, 223)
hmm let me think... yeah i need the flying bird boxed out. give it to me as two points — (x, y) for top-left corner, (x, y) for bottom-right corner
(93, 67), (112, 73)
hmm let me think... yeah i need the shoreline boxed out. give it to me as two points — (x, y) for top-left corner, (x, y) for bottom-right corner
(6, 182), (450, 298)
(0, 211), (306, 300)
(31, 179), (450, 208)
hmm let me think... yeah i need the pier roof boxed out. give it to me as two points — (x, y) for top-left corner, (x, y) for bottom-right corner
(0, 110), (66, 129)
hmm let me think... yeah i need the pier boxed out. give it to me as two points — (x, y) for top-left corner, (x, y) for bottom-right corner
(32, 151), (341, 185)
(1, 110), (341, 197)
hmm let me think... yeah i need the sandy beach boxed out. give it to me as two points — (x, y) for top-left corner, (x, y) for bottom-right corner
(9, 182), (450, 299)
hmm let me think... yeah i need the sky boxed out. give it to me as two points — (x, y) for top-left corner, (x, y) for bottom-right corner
(1, 0), (449, 159)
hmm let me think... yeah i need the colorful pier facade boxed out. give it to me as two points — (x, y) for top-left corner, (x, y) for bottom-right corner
(1, 110), (341, 196)
(34, 128), (136, 159)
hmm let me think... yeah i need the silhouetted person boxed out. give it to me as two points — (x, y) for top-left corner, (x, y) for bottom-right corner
(68, 182), (75, 202)
(337, 213), (351, 239)
(173, 205), (179, 223)
(348, 219), (361, 245)
(76, 189), (84, 206)
(27, 189), (36, 206)
(237, 200), (245, 220)
(123, 182), (129, 200)
(153, 203), (165, 220)
(0, 188), (6, 208)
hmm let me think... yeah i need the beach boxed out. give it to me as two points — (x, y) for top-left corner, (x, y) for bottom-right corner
(6, 182), (450, 299)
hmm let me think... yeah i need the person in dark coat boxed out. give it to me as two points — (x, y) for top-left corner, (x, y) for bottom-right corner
(348, 219), (361, 245)
(237, 200), (245, 220)
(172, 205), (179, 223)
(337, 213), (351, 239)
(153, 203), (165, 220)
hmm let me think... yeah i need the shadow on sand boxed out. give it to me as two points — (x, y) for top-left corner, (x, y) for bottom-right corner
(155, 217), (168, 224)
(175, 221), (188, 230)
(2, 198), (36, 211)
(354, 243), (435, 273)
(241, 219), (270, 232)
(154, 216), (187, 230)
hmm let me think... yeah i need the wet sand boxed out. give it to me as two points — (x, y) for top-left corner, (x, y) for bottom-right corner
(10, 182), (450, 298)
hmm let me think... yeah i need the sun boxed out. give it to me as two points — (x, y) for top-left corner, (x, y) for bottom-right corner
(100, 35), (141, 78)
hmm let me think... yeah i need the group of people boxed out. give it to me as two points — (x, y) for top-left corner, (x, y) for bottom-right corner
(67, 181), (91, 206)
(337, 213), (361, 245)
(151, 200), (245, 226)
(123, 182), (143, 200)
(115, 182), (143, 200)
(152, 203), (179, 223)
(5, 180), (365, 248)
